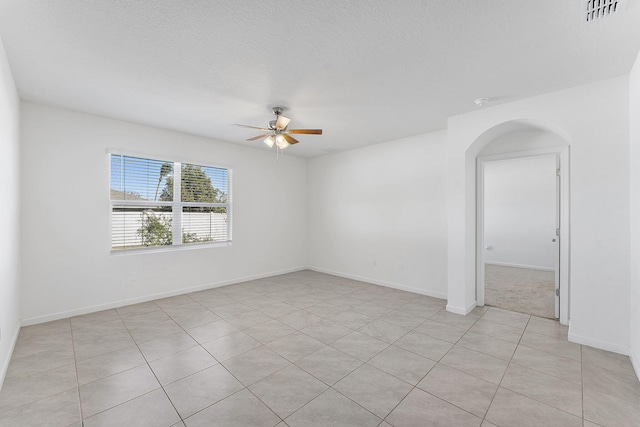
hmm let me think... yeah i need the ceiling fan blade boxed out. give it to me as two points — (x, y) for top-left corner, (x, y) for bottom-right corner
(287, 129), (323, 135)
(232, 124), (270, 131)
(275, 115), (291, 130)
(247, 134), (269, 141)
(282, 133), (299, 145)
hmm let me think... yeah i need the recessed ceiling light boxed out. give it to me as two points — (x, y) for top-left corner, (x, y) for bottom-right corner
(475, 98), (490, 107)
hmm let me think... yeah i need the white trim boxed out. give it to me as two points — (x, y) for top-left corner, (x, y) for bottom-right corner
(172, 161), (182, 246)
(0, 323), (21, 391)
(568, 331), (629, 356)
(446, 302), (478, 315)
(307, 267), (448, 300)
(110, 240), (232, 256)
(477, 148), (564, 163)
(20, 266), (449, 327)
(21, 266), (307, 326)
(226, 169), (233, 242)
(107, 147), (234, 172)
(476, 146), (570, 325)
(477, 159), (486, 307)
(109, 153), (232, 252)
(485, 261), (555, 272)
(630, 345), (640, 382)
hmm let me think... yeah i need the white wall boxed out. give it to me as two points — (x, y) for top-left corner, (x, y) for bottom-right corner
(484, 155), (557, 271)
(447, 76), (631, 354)
(0, 37), (20, 387)
(479, 129), (568, 156)
(307, 131), (448, 298)
(20, 102), (308, 323)
(630, 50), (640, 375)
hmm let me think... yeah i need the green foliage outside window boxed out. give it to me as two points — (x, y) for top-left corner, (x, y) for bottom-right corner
(136, 163), (225, 247)
(137, 211), (172, 246)
(160, 163), (227, 213)
(137, 211), (204, 246)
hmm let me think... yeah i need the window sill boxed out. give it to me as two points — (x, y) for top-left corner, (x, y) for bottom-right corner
(110, 241), (232, 256)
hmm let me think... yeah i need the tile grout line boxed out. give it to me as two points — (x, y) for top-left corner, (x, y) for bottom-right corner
(68, 319), (85, 425)
(491, 315), (588, 425)
(182, 285), (349, 424)
(9, 275), (629, 426)
(0, 326), (78, 417)
(581, 345), (586, 426)
(155, 292), (255, 424)
(225, 289), (433, 424)
(378, 307), (487, 425)
(291, 383), (385, 424)
(480, 313), (532, 424)
(143, 291), (276, 423)
(81, 305), (528, 425)
(5, 280), (409, 422)
(83, 303), (182, 424)
(158, 289), (313, 424)
(111, 296), (243, 423)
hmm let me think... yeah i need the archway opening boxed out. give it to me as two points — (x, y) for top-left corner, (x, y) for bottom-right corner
(467, 121), (571, 324)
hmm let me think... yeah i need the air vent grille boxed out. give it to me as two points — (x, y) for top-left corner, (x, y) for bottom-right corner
(586, 0), (620, 22)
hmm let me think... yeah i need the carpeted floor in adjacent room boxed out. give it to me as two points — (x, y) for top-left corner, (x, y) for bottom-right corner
(484, 264), (556, 319)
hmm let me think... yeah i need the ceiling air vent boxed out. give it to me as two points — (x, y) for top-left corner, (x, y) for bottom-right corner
(586, 0), (621, 22)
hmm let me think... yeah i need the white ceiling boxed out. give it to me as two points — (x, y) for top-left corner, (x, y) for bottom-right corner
(1, 1), (639, 157)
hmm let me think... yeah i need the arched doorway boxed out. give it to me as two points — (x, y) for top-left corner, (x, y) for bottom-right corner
(471, 123), (570, 324)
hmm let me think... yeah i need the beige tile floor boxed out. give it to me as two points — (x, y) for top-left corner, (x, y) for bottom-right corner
(1, 270), (639, 426)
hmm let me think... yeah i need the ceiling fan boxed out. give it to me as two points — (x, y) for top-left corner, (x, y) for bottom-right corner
(232, 107), (323, 149)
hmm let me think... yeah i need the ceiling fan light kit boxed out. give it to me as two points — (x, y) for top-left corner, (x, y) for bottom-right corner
(275, 134), (289, 149)
(264, 135), (275, 148)
(232, 106), (322, 152)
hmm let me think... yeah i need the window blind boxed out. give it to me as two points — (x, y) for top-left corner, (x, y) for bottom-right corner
(110, 154), (231, 250)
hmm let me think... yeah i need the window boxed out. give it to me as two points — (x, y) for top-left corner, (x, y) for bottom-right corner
(110, 154), (231, 251)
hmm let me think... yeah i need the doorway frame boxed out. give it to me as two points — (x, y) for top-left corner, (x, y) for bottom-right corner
(476, 146), (570, 325)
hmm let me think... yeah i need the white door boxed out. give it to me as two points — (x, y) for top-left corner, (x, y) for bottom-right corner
(554, 155), (560, 318)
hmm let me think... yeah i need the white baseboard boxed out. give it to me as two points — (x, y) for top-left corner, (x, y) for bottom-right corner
(21, 266), (307, 326)
(307, 267), (447, 300)
(21, 265), (448, 327)
(485, 261), (554, 272)
(630, 345), (640, 382)
(567, 331), (629, 356)
(0, 323), (21, 391)
(446, 301), (477, 316)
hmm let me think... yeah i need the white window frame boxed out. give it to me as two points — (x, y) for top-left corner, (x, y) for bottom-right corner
(109, 152), (232, 254)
